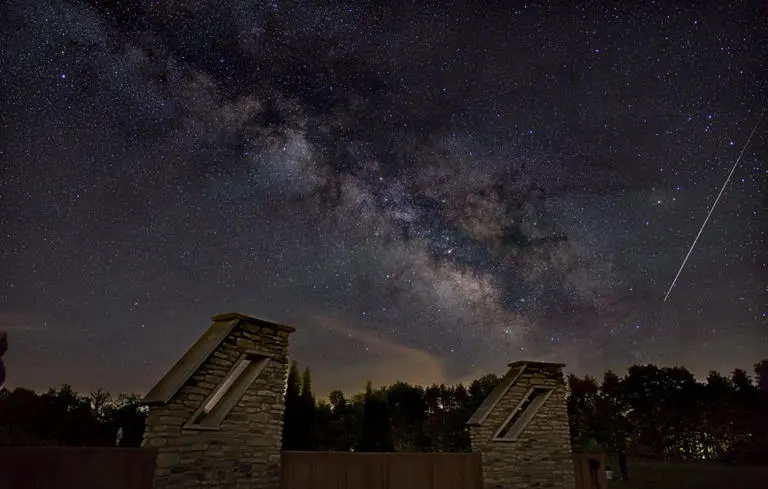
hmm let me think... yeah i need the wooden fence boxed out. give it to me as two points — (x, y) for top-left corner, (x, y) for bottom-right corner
(0, 447), (600, 489)
(0, 447), (157, 489)
(281, 451), (484, 489)
(573, 453), (608, 489)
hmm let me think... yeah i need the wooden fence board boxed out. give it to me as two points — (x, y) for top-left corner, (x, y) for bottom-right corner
(0, 447), (157, 489)
(281, 451), (483, 489)
(433, 453), (483, 489)
(387, 454), (432, 489)
(341, 454), (387, 489)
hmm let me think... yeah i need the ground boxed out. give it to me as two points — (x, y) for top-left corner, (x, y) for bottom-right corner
(607, 461), (768, 489)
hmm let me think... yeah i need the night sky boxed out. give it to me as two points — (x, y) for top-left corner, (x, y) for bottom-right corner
(1, 1), (766, 396)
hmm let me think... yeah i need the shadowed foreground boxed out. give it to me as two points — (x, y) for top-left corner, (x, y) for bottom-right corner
(608, 461), (768, 489)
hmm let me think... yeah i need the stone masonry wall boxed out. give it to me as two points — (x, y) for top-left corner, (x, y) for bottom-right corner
(142, 321), (291, 489)
(470, 366), (574, 489)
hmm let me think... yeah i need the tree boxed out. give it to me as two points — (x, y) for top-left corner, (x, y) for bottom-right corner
(356, 382), (394, 452)
(567, 374), (599, 449)
(386, 381), (428, 451)
(596, 370), (629, 453)
(88, 388), (112, 421)
(39, 385), (101, 446)
(438, 384), (473, 452)
(0, 387), (47, 445)
(700, 371), (735, 459)
(754, 360), (768, 397)
(105, 394), (147, 447)
(4, 357), (768, 464)
(299, 367), (317, 450)
(467, 374), (500, 411)
(318, 390), (360, 451)
(731, 369), (757, 396)
(281, 361), (304, 450)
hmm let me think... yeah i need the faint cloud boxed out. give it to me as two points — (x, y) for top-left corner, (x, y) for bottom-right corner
(0, 312), (45, 332)
(294, 312), (452, 394)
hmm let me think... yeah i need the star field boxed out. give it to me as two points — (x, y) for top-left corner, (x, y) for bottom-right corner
(1, 0), (766, 395)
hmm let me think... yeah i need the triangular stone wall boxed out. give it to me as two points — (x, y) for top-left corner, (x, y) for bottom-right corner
(467, 361), (574, 489)
(141, 313), (294, 489)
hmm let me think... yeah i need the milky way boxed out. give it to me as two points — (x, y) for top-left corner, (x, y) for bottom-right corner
(1, 0), (766, 395)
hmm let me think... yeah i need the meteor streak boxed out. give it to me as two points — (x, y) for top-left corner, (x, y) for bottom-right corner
(663, 108), (766, 303)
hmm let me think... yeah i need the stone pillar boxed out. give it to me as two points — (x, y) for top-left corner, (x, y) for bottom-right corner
(142, 313), (295, 489)
(467, 361), (574, 489)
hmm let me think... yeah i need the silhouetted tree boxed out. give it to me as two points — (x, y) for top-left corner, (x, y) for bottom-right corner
(299, 367), (317, 450)
(106, 394), (147, 447)
(439, 384), (472, 452)
(754, 360), (768, 397)
(316, 389), (360, 451)
(3, 356), (768, 465)
(567, 374), (601, 451)
(356, 382), (394, 452)
(386, 381), (428, 451)
(467, 373), (501, 410)
(281, 361), (304, 450)
(0, 385), (145, 447)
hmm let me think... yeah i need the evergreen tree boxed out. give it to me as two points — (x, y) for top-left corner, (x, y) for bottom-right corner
(299, 367), (316, 450)
(281, 361), (302, 450)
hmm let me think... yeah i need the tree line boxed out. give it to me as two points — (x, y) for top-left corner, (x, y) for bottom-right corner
(1, 360), (766, 464)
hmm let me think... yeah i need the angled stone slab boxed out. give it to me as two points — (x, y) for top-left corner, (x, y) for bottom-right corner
(141, 312), (295, 489)
(468, 360), (574, 489)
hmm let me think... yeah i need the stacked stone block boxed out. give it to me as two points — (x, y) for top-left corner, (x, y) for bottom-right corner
(142, 313), (293, 489)
(468, 362), (574, 489)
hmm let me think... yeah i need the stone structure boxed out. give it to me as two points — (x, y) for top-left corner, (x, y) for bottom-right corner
(141, 313), (295, 489)
(467, 361), (574, 489)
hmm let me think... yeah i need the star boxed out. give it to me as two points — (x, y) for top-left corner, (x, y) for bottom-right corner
(0, 0), (765, 395)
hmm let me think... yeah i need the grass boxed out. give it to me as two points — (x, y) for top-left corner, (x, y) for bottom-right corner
(607, 461), (768, 489)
